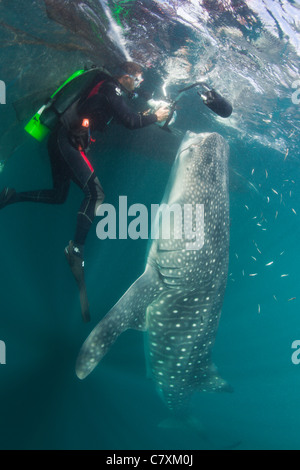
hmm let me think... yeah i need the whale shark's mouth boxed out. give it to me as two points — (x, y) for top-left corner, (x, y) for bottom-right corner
(169, 132), (229, 198)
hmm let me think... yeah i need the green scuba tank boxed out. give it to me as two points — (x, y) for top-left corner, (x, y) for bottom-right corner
(25, 67), (111, 141)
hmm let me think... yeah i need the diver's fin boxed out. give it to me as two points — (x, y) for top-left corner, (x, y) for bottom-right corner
(76, 266), (161, 379)
(0, 188), (16, 210)
(78, 283), (90, 324)
(65, 240), (90, 323)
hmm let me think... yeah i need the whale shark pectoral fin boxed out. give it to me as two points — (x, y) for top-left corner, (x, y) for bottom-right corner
(76, 314), (121, 379)
(76, 266), (161, 380)
(197, 365), (233, 393)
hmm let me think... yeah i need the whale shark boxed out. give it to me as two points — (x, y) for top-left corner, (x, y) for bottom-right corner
(76, 131), (231, 415)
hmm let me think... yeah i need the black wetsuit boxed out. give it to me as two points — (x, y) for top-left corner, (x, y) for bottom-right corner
(9, 79), (158, 248)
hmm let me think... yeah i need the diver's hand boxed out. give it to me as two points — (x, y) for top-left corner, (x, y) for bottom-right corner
(155, 106), (170, 122)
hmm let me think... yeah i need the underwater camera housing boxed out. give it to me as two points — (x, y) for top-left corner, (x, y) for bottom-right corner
(147, 98), (177, 128)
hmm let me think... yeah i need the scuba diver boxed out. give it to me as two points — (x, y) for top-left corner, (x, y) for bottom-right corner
(0, 61), (170, 322)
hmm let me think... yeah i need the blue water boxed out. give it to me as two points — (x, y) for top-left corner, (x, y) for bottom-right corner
(0, 0), (299, 450)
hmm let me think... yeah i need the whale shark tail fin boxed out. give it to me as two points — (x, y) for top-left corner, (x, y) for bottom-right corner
(76, 266), (160, 380)
(159, 414), (207, 439)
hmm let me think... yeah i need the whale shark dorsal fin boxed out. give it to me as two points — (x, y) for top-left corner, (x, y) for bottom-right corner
(198, 365), (233, 393)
